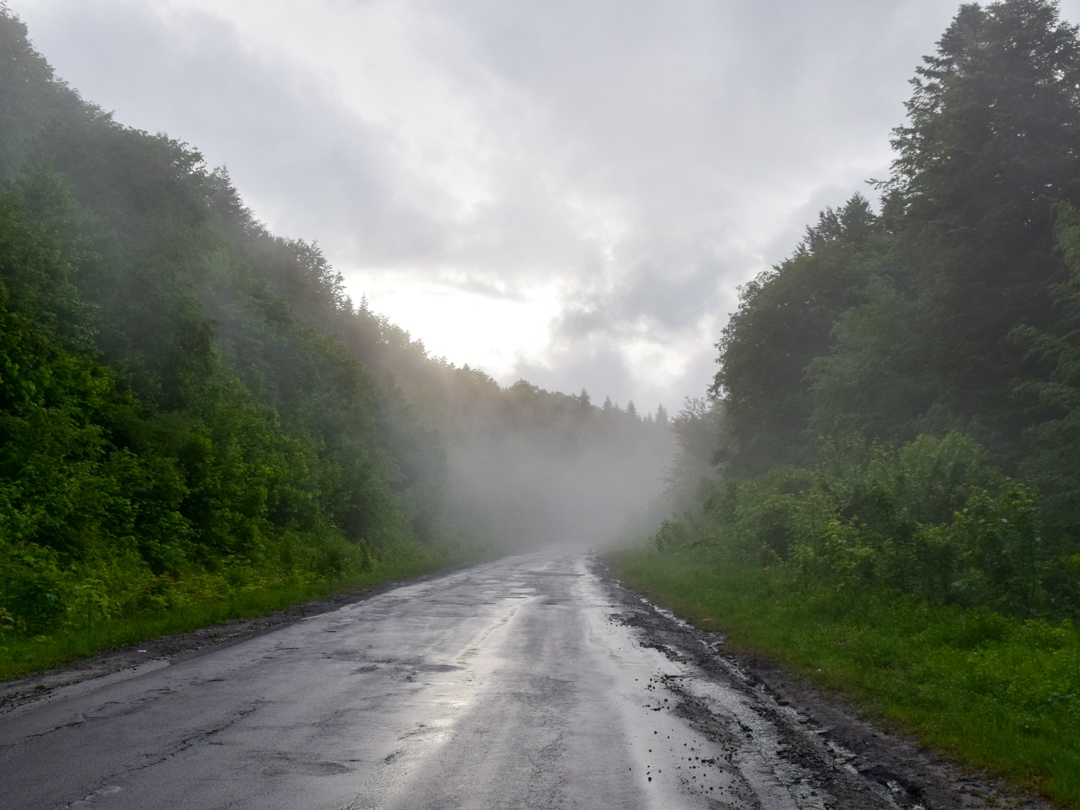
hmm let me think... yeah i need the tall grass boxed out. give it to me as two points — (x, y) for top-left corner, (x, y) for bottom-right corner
(610, 547), (1080, 806)
(0, 551), (455, 683)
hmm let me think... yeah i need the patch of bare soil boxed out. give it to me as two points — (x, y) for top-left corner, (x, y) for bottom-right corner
(595, 559), (1052, 810)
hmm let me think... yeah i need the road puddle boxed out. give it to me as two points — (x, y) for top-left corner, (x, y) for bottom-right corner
(342, 597), (528, 809)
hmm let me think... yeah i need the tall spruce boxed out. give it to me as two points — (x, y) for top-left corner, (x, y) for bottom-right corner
(714, 0), (1080, 477)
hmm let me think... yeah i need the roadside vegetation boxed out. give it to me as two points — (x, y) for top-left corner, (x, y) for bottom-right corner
(0, 9), (673, 679)
(610, 551), (1080, 805)
(0, 552), (441, 683)
(615, 1), (1080, 805)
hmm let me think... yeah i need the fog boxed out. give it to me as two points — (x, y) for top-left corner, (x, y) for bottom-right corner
(428, 389), (678, 552)
(0, 1), (703, 561)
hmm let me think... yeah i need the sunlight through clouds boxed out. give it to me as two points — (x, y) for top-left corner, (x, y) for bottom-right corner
(15, 0), (1070, 408)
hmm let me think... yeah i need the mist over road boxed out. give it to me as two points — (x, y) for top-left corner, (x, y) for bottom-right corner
(1, 553), (912, 809)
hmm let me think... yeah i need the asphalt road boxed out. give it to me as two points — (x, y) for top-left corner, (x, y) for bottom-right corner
(0, 552), (928, 809)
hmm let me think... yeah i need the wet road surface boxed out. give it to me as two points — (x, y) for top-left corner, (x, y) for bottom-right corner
(1, 552), (921, 809)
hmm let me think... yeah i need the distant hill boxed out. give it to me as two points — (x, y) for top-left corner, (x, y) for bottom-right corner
(0, 8), (674, 643)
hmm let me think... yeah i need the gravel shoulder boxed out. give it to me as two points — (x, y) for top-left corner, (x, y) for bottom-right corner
(594, 560), (1052, 810)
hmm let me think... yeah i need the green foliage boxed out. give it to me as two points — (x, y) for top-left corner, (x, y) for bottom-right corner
(644, 4), (1080, 802)
(710, 0), (1080, 482)
(0, 191), (386, 639)
(891, 0), (1080, 231)
(677, 0), (1080, 631)
(711, 194), (881, 473)
(660, 431), (1059, 618)
(0, 8), (425, 649)
(884, 0), (1080, 436)
(0, 549), (449, 682)
(0, 5), (674, 672)
(1010, 202), (1080, 546)
(807, 279), (945, 443)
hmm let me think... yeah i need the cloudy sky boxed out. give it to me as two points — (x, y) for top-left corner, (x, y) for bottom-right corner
(12, 0), (1080, 412)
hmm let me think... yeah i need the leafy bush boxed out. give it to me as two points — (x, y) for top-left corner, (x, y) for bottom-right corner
(661, 432), (1059, 618)
(0, 174), (386, 638)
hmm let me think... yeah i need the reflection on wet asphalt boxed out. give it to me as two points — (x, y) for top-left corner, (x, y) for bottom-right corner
(0, 552), (907, 809)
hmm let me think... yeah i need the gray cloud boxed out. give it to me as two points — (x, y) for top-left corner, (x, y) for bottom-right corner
(15, 0), (1073, 410)
(18, 2), (460, 260)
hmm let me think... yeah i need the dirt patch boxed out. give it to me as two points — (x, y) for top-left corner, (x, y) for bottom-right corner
(594, 558), (1052, 810)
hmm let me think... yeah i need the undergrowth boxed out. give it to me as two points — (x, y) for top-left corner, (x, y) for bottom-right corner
(0, 549), (458, 682)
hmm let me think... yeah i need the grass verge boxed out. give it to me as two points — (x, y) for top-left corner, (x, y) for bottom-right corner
(609, 546), (1080, 807)
(0, 552), (453, 683)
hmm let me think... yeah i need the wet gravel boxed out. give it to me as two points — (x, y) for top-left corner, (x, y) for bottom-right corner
(597, 560), (1051, 810)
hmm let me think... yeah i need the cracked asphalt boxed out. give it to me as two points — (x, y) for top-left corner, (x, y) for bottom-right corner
(0, 552), (1048, 809)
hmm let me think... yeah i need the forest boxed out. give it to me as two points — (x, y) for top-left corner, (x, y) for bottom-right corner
(652, 0), (1080, 618)
(7, 0), (1080, 802)
(615, 0), (1080, 801)
(0, 7), (673, 669)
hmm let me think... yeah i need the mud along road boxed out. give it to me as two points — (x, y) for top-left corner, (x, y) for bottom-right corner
(0, 552), (1046, 809)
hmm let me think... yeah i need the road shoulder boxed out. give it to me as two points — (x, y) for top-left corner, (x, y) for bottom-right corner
(0, 566), (459, 716)
(594, 558), (1053, 810)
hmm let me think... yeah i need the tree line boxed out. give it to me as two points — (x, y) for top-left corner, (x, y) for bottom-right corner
(658, 0), (1080, 619)
(0, 8), (672, 642)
